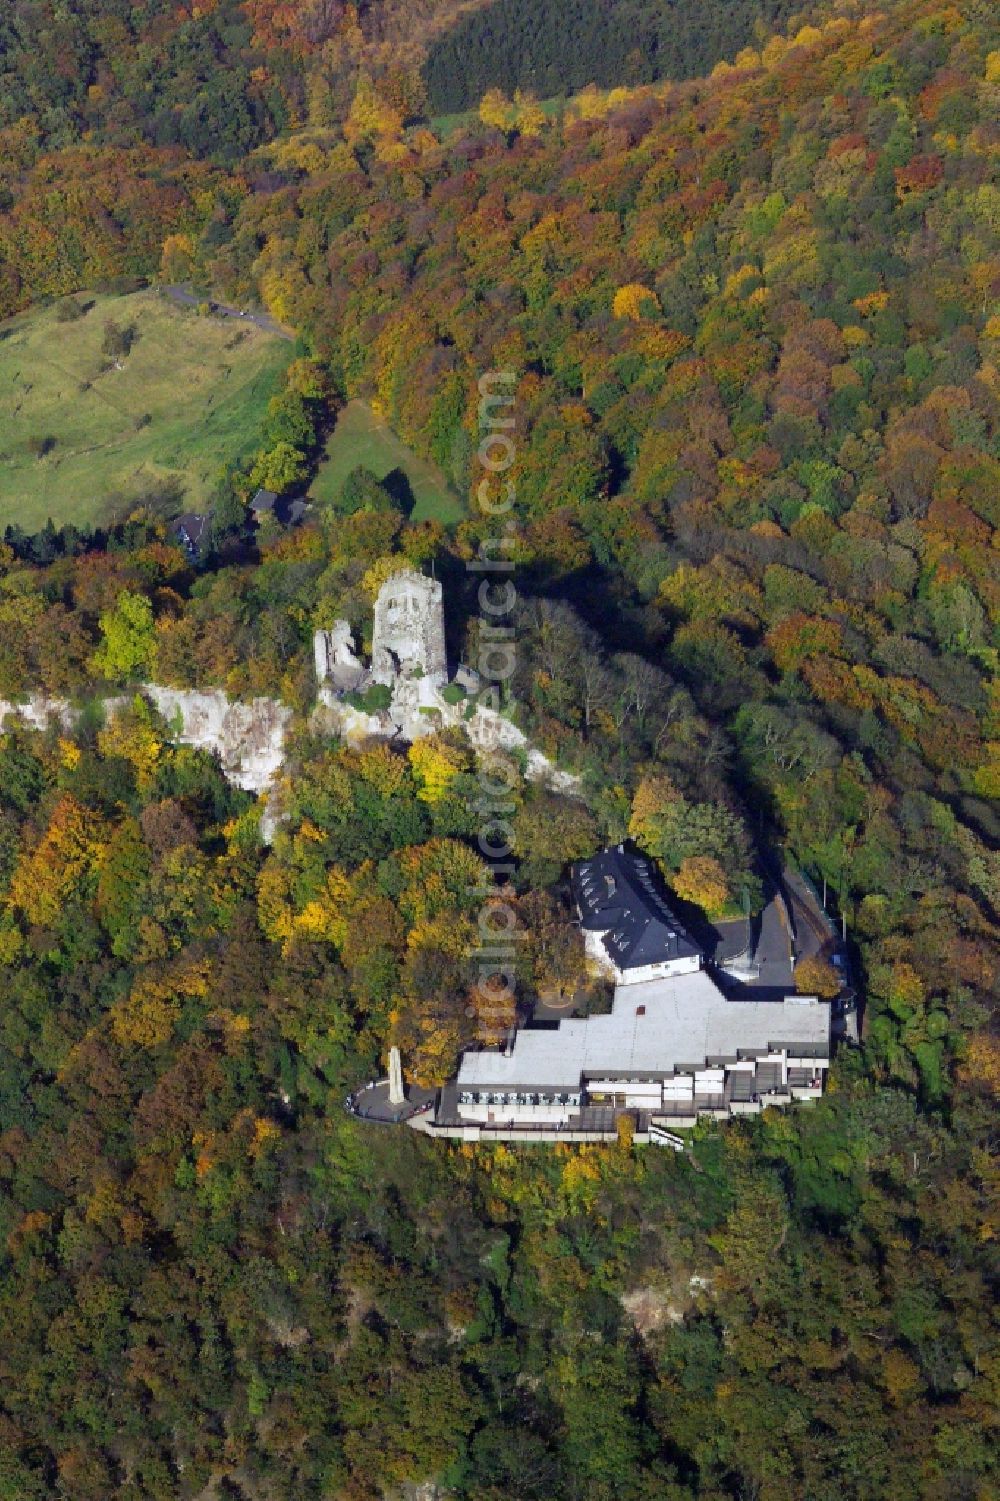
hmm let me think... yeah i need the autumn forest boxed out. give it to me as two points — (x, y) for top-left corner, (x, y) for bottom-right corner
(0, 0), (997, 1496)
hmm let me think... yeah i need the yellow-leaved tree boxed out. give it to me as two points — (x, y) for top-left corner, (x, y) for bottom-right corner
(671, 855), (730, 916)
(479, 88), (514, 134)
(408, 736), (469, 803)
(361, 557), (408, 601)
(345, 73), (404, 147)
(7, 794), (107, 927)
(628, 773), (683, 850)
(957, 1033), (1000, 1098)
(111, 960), (211, 1048)
(397, 838), (487, 925)
(294, 867), (352, 948)
(406, 912), (477, 961)
(159, 232), (194, 284)
(256, 858), (352, 955)
(97, 697), (163, 790)
(513, 89), (546, 138)
(613, 283), (661, 321)
(793, 954), (842, 1000)
(256, 861), (295, 948)
(409, 1013), (463, 1089)
(354, 742), (411, 798)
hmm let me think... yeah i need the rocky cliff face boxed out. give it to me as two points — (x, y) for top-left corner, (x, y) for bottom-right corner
(141, 686), (291, 794)
(0, 677), (576, 841)
(0, 687), (291, 796)
(0, 693), (78, 735)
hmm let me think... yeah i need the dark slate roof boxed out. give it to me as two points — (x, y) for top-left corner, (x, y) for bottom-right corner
(251, 488), (278, 512)
(570, 844), (702, 971)
(172, 513), (207, 547)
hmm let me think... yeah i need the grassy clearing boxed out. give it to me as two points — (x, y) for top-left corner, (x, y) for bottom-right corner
(310, 399), (463, 525)
(0, 290), (291, 533)
(428, 95), (564, 137)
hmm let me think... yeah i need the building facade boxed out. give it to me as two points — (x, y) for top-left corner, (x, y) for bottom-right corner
(572, 844), (703, 984)
(452, 847), (831, 1133)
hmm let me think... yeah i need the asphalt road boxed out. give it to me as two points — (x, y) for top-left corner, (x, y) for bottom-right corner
(778, 865), (860, 1039)
(163, 285), (295, 341)
(754, 899), (797, 986)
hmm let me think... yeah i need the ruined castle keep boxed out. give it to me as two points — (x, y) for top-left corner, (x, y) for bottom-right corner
(313, 569), (455, 738)
(311, 566), (571, 777)
(371, 570), (447, 688)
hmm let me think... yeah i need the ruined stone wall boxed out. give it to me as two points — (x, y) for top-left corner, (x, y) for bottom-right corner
(313, 623), (365, 695)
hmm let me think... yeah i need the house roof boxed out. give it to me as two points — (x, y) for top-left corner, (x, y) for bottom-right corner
(571, 844), (701, 970)
(172, 513), (207, 546)
(251, 488), (278, 512)
(456, 970), (830, 1092)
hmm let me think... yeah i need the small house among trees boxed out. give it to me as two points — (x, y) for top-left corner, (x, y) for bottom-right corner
(171, 512), (208, 558)
(250, 488), (278, 518)
(249, 488), (309, 529)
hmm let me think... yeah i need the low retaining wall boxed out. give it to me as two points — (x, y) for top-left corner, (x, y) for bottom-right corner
(415, 1121), (642, 1144)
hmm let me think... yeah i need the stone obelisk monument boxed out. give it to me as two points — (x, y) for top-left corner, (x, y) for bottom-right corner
(388, 1046), (405, 1106)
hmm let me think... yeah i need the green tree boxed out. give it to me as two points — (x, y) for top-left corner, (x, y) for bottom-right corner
(92, 591), (156, 683)
(338, 465), (397, 516)
(249, 442), (309, 497)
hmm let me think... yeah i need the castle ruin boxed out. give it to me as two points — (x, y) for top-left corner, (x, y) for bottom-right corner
(312, 567), (573, 779)
(371, 570), (447, 689)
(313, 620), (365, 694)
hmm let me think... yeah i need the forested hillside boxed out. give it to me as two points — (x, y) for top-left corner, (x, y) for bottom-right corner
(0, 0), (998, 1496)
(0, 0), (283, 160)
(422, 0), (801, 112)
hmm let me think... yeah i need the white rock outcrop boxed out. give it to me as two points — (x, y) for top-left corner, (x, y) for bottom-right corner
(141, 686), (291, 794)
(0, 694), (77, 733)
(0, 687), (290, 798)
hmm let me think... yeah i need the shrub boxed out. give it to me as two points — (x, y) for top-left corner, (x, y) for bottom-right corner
(347, 682), (394, 713)
(364, 683), (393, 712)
(102, 319), (137, 360)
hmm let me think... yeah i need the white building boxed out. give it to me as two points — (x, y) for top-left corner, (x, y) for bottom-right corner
(455, 967), (829, 1127)
(572, 844), (703, 984)
(452, 846), (831, 1133)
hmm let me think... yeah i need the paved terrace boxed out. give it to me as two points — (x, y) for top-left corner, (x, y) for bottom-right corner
(348, 1079), (437, 1125)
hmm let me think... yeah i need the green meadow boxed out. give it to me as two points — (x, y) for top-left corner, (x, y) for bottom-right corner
(0, 290), (291, 533)
(310, 399), (463, 525)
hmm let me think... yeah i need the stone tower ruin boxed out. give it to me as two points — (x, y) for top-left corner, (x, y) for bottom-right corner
(371, 570), (447, 688)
